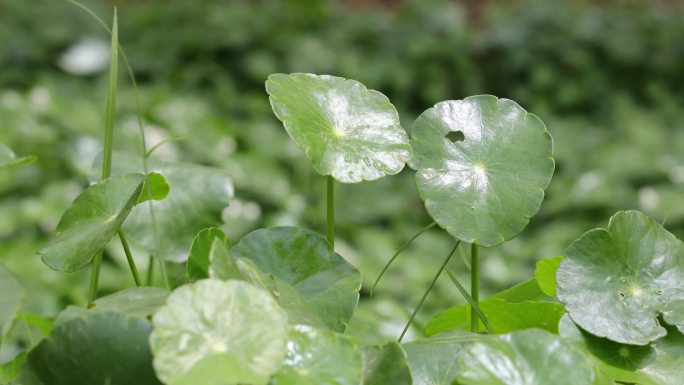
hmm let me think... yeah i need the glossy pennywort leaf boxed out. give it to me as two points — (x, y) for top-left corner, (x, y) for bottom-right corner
(271, 325), (362, 385)
(457, 329), (594, 385)
(403, 334), (472, 385)
(39, 173), (144, 272)
(25, 312), (160, 385)
(409, 95), (554, 246)
(557, 210), (684, 345)
(231, 226), (362, 332)
(150, 280), (288, 385)
(90, 287), (168, 318)
(266, 73), (412, 183)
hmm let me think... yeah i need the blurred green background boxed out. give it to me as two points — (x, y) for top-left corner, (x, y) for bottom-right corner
(2, 0), (684, 350)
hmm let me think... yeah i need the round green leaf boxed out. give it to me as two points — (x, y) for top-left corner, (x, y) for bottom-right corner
(557, 210), (684, 345)
(25, 312), (160, 385)
(559, 314), (682, 385)
(231, 226), (362, 332)
(150, 279), (288, 385)
(361, 342), (412, 385)
(535, 256), (563, 297)
(187, 227), (230, 282)
(266, 73), (412, 183)
(457, 329), (594, 385)
(39, 173), (144, 272)
(409, 95), (554, 246)
(271, 325), (362, 385)
(0, 265), (24, 341)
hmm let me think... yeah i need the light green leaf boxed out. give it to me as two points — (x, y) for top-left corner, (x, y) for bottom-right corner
(409, 95), (554, 246)
(489, 277), (547, 303)
(427, 299), (565, 336)
(557, 210), (684, 345)
(25, 312), (160, 385)
(271, 325), (362, 385)
(39, 173), (144, 272)
(0, 143), (36, 168)
(266, 73), (412, 183)
(137, 172), (170, 203)
(91, 287), (168, 318)
(0, 351), (27, 384)
(187, 227), (230, 282)
(457, 329), (594, 385)
(231, 227), (362, 332)
(403, 334), (471, 385)
(361, 341), (412, 385)
(150, 280), (288, 385)
(0, 265), (24, 341)
(535, 256), (563, 297)
(561, 313), (684, 385)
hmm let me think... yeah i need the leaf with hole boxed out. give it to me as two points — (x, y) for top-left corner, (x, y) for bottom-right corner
(557, 210), (684, 345)
(409, 95), (554, 246)
(231, 226), (362, 332)
(457, 328), (594, 385)
(559, 314), (683, 385)
(25, 311), (160, 385)
(38, 173), (144, 272)
(149, 280), (288, 385)
(266, 73), (412, 183)
(361, 341), (412, 385)
(0, 143), (36, 168)
(270, 325), (362, 385)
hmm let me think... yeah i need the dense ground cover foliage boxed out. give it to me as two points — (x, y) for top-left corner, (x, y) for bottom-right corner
(2, 1), (684, 384)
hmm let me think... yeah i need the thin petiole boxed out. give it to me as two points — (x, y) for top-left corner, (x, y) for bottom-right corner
(119, 230), (141, 286)
(370, 222), (436, 296)
(144, 135), (188, 159)
(159, 257), (171, 291)
(146, 255), (154, 286)
(445, 269), (493, 333)
(398, 240), (460, 342)
(88, 9), (118, 307)
(326, 175), (335, 247)
(470, 243), (479, 333)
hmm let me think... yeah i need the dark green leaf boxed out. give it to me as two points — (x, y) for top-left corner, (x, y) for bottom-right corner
(457, 329), (594, 385)
(557, 210), (684, 345)
(25, 312), (161, 385)
(361, 341), (412, 385)
(409, 95), (554, 246)
(271, 325), (362, 385)
(266, 73), (412, 183)
(150, 280), (288, 385)
(559, 314), (683, 385)
(231, 227), (362, 332)
(39, 173), (144, 272)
